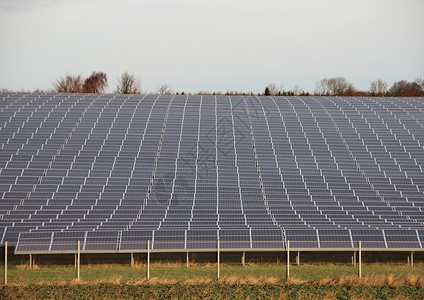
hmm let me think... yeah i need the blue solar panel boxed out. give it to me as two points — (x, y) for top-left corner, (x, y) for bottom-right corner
(0, 93), (423, 252)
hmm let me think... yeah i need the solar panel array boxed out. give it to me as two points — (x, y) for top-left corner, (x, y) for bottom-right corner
(0, 93), (423, 252)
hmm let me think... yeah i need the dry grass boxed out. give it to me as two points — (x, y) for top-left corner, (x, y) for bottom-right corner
(39, 277), (179, 286)
(214, 275), (282, 285)
(3, 273), (424, 287)
(4, 262), (424, 288)
(15, 264), (39, 270)
(133, 261), (192, 268)
(183, 277), (213, 285)
(69, 278), (81, 285)
(137, 277), (178, 285)
(315, 274), (424, 286)
(112, 274), (424, 286)
(15, 264), (29, 270)
(84, 263), (131, 268)
(130, 261), (236, 268)
(281, 277), (308, 285)
(93, 275), (124, 285)
(82, 261), (201, 268)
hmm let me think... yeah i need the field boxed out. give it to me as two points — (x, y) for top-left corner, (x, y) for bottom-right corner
(2, 283), (424, 300)
(1, 262), (424, 299)
(1, 262), (424, 284)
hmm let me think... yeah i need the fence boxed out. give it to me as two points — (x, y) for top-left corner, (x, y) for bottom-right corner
(3, 240), (424, 284)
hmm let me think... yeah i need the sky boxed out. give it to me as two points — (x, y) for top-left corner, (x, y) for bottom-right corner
(0, 0), (423, 94)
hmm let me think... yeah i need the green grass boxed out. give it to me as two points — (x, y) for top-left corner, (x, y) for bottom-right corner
(0, 263), (423, 285)
(2, 283), (424, 300)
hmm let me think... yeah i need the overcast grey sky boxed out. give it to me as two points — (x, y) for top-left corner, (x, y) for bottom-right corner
(0, 0), (423, 93)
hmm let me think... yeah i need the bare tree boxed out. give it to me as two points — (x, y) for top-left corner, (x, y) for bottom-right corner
(415, 77), (424, 90)
(53, 74), (84, 93)
(33, 88), (50, 93)
(157, 84), (173, 95)
(389, 80), (424, 97)
(290, 85), (302, 96)
(314, 79), (329, 95)
(370, 79), (387, 96)
(314, 77), (355, 96)
(267, 83), (279, 96)
(345, 84), (357, 96)
(196, 91), (211, 95)
(82, 72), (108, 93)
(264, 83), (284, 96)
(115, 72), (142, 94)
(327, 77), (355, 95)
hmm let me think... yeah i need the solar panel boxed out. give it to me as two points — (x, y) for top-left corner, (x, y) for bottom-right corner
(0, 93), (423, 252)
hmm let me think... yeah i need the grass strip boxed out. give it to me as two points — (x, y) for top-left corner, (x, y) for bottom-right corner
(2, 283), (424, 300)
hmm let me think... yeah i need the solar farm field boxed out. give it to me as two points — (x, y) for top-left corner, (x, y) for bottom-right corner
(1, 93), (423, 253)
(1, 93), (424, 298)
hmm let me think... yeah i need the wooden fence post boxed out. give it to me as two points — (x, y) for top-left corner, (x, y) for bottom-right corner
(286, 240), (290, 279)
(217, 240), (220, 280)
(411, 252), (414, 267)
(147, 240), (150, 280)
(4, 241), (7, 285)
(77, 240), (80, 280)
(358, 241), (362, 278)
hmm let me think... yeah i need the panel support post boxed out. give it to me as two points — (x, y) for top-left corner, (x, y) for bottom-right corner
(242, 251), (245, 266)
(358, 240), (362, 278)
(407, 255), (410, 266)
(147, 240), (150, 280)
(186, 252), (189, 268)
(296, 251), (300, 266)
(131, 252), (134, 267)
(217, 240), (220, 280)
(4, 241), (7, 285)
(74, 253), (77, 269)
(411, 252), (414, 268)
(29, 254), (32, 269)
(286, 240), (290, 279)
(77, 240), (80, 280)
(353, 251), (356, 266)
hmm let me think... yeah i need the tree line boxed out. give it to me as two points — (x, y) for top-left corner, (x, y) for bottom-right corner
(263, 77), (424, 97)
(1, 72), (423, 97)
(52, 72), (173, 95)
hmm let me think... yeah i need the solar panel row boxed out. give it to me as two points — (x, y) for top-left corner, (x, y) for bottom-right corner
(0, 93), (423, 252)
